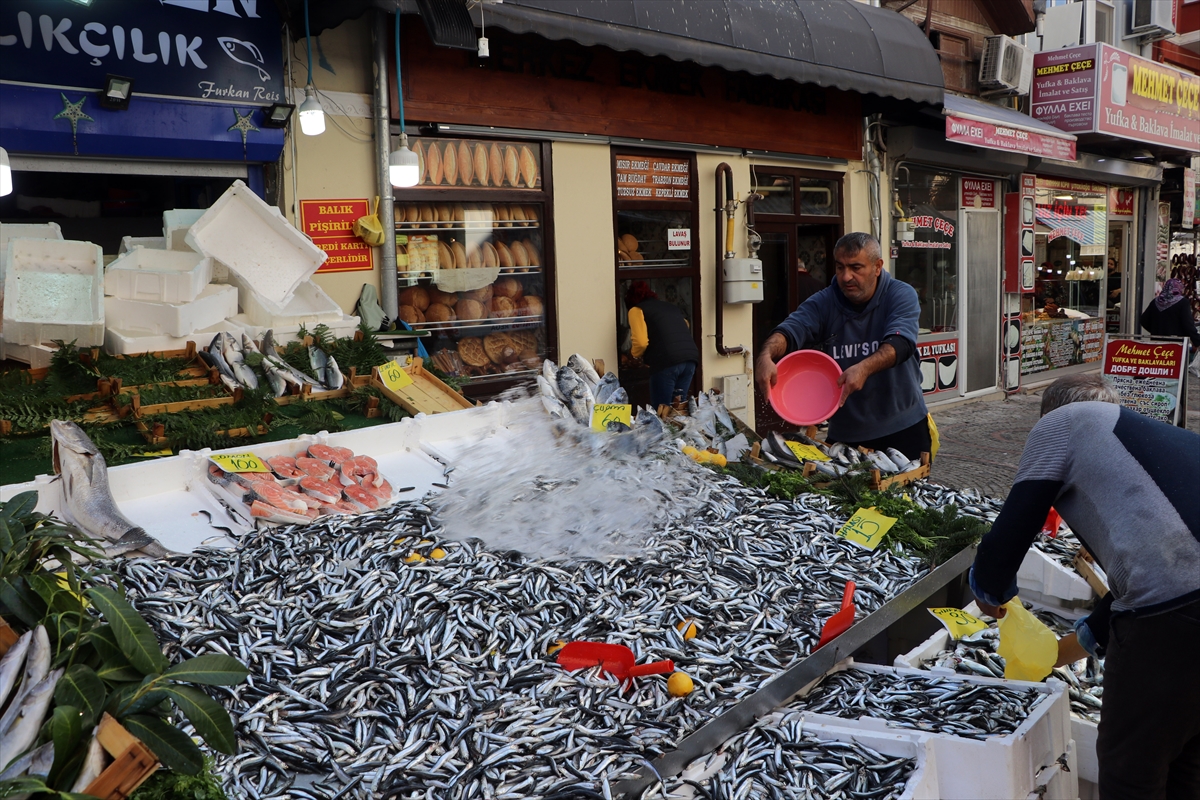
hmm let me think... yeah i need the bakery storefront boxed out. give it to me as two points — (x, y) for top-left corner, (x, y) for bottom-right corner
(391, 0), (944, 416)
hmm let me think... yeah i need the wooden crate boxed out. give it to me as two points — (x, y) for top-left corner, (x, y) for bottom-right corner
(869, 451), (931, 490)
(1074, 548), (1110, 597)
(84, 713), (160, 800)
(371, 358), (473, 416)
(0, 618), (19, 655)
(135, 420), (267, 446)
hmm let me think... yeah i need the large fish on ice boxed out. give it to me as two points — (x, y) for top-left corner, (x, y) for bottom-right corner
(50, 421), (171, 558)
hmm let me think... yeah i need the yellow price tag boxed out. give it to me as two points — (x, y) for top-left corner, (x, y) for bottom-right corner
(210, 452), (269, 473)
(928, 607), (989, 640)
(835, 506), (897, 551)
(134, 449), (173, 458)
(591, 404), (632, 432)
(379, 360), (414, 393)
(785, 441), (830, 462)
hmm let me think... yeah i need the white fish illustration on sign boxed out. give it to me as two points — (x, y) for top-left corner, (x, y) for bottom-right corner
(217, 37), (270, 82)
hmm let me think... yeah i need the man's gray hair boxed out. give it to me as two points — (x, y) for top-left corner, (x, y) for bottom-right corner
(1040, 373), (1121, 416)
(833, 232), (881, 263)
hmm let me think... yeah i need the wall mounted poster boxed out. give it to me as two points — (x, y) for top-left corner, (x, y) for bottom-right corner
(1020, 317), (1104, 375)
(1103, 337), (1187, 425)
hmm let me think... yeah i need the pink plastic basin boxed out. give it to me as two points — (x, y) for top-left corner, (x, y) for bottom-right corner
(769, 350), (843, 426)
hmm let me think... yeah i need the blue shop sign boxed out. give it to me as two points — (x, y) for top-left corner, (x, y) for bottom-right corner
(0, 0), (283, 104)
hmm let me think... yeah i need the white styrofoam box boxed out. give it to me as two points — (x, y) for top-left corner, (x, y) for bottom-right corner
(186, 181), (326, 307)
(228, 273), (342, 327)
(0, 336), (56, 369)
(1017, 547), (1095, 608)
(1, 222), (63, 285)
(163, 208), (206, 251)
(2, 238), (105, 347)
(119, 236), (166, 255)
(1074, 715), (1098, 792)
(798, 660), (1076, 800)
(894, 601), (985, 671)
(104, 247), (214, 304)
(104, 283), (237, 337)
(103, 319), (245, 356)
(230, 313), (361, 345)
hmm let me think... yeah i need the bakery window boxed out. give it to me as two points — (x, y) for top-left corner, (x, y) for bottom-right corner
(894, 167), (959, 334)
(393, 136), (554, 394)
(612, 150), (701, 406)
(1031, 179), (1108, 321)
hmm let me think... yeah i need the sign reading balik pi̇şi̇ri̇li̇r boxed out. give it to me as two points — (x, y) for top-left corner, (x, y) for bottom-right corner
(300, 199), (374, 272)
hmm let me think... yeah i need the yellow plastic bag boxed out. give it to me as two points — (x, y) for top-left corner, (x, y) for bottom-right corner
(996, 598), (1058, 681)
(353, 196), (385, 247)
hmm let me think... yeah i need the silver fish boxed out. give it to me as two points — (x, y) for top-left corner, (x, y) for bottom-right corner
(567, 353), (601, 386)
(0, 668), (64, 768)
(0, 631), (31, 711)
(70, 734), (106, 792)
(50, 422), (170, 558)
(324, 355), (344, 390)
(222, 332), (258, 390)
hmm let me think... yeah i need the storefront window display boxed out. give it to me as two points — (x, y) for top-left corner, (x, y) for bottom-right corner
(1021, 178), (1107, 375)
(393, 137), (554, 392)
(895, 167), (959, 335)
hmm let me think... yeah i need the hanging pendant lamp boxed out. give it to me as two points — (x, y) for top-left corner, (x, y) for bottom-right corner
(298, 0), (325, 136)
(389, 12), (419, 187)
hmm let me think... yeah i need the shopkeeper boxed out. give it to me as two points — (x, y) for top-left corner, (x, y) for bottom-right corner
(626, 281), (701, 408)
(755, 232), (932, 460)
(969, 374), (1200, 800)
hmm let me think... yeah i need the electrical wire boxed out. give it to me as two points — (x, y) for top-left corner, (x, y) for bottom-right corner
(395, 10), (405, 133)
(304, 0), (314, 86)
(287, 37), (373, 143)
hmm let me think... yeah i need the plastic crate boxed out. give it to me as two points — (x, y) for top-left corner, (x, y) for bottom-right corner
(104, 283), (237, 337)
(797, 660), (1076, 800)
(104, 247), (213, 304)
(163, 208), (206, 251)
(1017, 547), (1095, 609)
(186, 181), (325, 307)
(228, 274), (343, 327)
(2, 238), (104, 347)
(103, 319), (245, 356)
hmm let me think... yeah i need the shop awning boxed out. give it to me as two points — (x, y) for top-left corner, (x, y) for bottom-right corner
(944, 94), (1078, 161)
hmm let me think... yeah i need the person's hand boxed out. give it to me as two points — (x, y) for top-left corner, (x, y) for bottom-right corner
(836, 362), (870, 407)
(755, 352), (778, 400)
(1054, 633), (1088, 667)
(974, 600), (1006, 619)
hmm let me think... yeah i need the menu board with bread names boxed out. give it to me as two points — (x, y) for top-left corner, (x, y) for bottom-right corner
(615, 156), (692, 201)
(409, 138), (542, 190)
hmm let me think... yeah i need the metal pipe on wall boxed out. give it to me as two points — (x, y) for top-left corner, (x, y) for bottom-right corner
(714, 162), (744, 356)
(372, 8), (398, 322)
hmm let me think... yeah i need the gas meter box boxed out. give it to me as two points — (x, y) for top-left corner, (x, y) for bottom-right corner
(722, 258), (763, 304)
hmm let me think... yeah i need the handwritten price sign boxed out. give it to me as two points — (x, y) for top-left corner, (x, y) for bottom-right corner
(928, 607), (988, 640)
(378, 360), (414, 393)
(785, 441), (830, 462)
(591, 404), (632, 432)
(210, 452), (269, 473)
(835, 506), (897, 551)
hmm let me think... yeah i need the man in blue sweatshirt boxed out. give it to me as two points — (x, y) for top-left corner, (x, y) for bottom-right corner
(755, 232), (930, 459)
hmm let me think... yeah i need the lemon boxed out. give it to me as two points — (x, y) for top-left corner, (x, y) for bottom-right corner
(667, 671), (694, 697)
(547, 640), (567, 655)
(430, 547), (447, 560)
(675, 619), (699, 640)
(404, 552), (426, 564)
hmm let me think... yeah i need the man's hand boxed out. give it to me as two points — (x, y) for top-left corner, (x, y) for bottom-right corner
(974, 600), (1007, 619)
(836, 362), (869, 408)
(1054, 633), (1088, 667)
(755, 352), (778, 400)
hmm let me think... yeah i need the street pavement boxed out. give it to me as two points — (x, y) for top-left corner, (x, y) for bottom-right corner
(928, 376), (1200, 500)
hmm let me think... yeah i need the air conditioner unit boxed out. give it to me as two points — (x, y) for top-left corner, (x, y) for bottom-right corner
(979, 36), (1035, 95)
(1126, 0), (1175, 40)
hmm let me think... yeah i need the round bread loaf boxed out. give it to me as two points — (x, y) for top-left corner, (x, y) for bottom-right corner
(483, 333), (517, 364)
(460, 285), (493, 305)
(620, 233), (639, 253)
(520, 295), (543, 317)
(399, 286), (430, 311)
(482, 241), (499, 268)
(424, 302), (456, 322)
(492, 277), (523, 299)
(399, 304), (424, 325)
(457, 337), (490, 367)
(522, 240), (541, 267)
(510, 330), (537, 352)
(491, 296), (517, 318)
(437, 241), (455, 269)
(428, 286), (458, 307)
(451, 241), (467, 269)
(457, 298), (487, 321)
(495, 241), (515, 269)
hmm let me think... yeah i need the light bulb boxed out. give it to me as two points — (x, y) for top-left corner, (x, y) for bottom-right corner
(298, 85), (325, 136)
(0, 147), (11, 197)
(389, 137), (420, 187)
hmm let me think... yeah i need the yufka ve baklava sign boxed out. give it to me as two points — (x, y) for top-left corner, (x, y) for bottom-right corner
(615, 156), (692, 201)
(300, 199), (373, 273)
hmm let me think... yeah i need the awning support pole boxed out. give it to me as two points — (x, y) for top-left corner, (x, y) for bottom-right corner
(372, 8), (398, 323)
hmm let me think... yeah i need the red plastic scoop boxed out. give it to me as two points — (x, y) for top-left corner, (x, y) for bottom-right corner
(816, 581), (857, 649)
(556, 642), (674, 680)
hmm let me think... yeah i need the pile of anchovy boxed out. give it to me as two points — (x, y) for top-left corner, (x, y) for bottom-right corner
(920, 608), (1104, 723)
(660, 715), (917, 800)
(795, 668), (1049, 740)
(112, 474), (1000, 799)
(1032, 526), (1087, 568)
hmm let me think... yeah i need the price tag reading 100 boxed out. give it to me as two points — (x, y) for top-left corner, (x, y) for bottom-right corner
(210, 453), (269, 473)
(379, 360), (413, 392)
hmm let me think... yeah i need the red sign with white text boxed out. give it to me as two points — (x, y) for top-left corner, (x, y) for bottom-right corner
(961, 178), (996, 209)
(299, 199), (374, 273)
(1108, 187), (1135, 219)
(945, 115), (1076, 160)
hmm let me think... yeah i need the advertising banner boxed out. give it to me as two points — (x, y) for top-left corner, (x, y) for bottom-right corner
(916, 338), (959, 395)
(1020, 317), (1104, 375)
(1108, 186), (1135, 220)
(1032, 43), (1200, 150)
(1103, 337), (1187, 424)
(0, 0), (283, 104)
(1185, 168), (1196, 231)
(944, 115), (1076, 160)
(300, 199), (374, 273)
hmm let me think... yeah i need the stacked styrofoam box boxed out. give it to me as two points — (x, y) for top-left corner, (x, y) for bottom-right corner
(225, 270), (342, 327)
(105, 247), (213, 304)
(119, 235), (166, 255)
(163, 209), (206, 251)
(186, 180), (326, 309)
(231, 313), (361, 346)
(1017, 547), (1095, 610)
(2, 238), (104, 347)
(0, 222), (63, 286)
(104, 284), (237, 337)
(798, 660), (1076, 800)
(103, 319), (247, 356)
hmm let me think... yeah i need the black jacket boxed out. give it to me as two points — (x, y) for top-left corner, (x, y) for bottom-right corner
(1140, 300), (1200, 348)
(637, 298), (700, 370)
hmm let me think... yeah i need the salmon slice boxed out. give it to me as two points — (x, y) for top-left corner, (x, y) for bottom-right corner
(343, 484), (380, 511)
(296, 457), (336, 481)
(300, 476), (343, 504)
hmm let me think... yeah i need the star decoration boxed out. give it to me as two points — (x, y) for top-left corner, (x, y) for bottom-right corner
(54, 93), (93, 154)
(228, 108), (259, 155)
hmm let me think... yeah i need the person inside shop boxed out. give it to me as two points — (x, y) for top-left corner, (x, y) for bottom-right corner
(1106, 257), (1122, 304)
(1140, 278), (1200, 350)
(755, 232), (931, 461)
(625, 281), (701, 409)
(795, 254), (826, 306)
(969, 373), (1200, 800)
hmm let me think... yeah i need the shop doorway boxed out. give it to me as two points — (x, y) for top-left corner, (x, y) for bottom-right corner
(961, 208), (1001, 394)
(1106, 222), (1130, 333)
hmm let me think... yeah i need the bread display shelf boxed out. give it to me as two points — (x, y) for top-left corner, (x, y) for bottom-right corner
(398, 267), (542, 279)
(395, 222), (540, 232)
(619, 256), (691, 268)
(416, 314), (543, 334)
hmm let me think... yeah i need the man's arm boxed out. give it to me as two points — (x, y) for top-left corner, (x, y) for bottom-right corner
(628, 306), (648, 359)
(836, 343), (896, 407)
(754, 332), (789, 399)
(755, 299), (824, 399)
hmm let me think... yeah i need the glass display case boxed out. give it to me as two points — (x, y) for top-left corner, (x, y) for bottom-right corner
(393, 136), (553, 390)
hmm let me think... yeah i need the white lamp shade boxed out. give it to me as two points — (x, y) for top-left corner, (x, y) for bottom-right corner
(0, 147), (11, 197)
(389, 146), (420, 187)
(298, 86), (325, 136)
